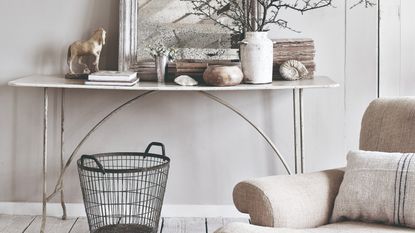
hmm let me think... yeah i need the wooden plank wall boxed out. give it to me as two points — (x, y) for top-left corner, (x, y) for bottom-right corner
(344, 1), (379, 152)
(379, 0), (415, 97)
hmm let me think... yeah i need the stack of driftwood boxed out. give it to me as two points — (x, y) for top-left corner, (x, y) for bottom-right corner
(134, 62), (175, 81)
(136, 60), (240, 82)
(172, 62), (207, 80)
(272, 38), (315, 79)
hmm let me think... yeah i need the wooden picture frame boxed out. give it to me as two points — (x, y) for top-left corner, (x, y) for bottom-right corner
(119, 0), (139, 71)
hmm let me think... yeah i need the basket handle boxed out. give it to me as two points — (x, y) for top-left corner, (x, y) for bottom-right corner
(80, 155), (106, 174)
(145, 142), (166, 157)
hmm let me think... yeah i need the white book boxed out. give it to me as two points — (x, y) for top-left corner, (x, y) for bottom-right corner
(85, 77), (139, 86)
(88, 71), (137, 82)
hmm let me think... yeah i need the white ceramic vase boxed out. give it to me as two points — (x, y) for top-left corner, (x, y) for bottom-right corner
(240, 32), (273, 84)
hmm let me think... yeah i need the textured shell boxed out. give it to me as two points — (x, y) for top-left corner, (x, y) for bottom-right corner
(174, 75), (198, 86)
(279, 60), (309, 81)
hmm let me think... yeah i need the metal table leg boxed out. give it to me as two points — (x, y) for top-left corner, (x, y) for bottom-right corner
(293, 89), (304, 174)
(36, 89), (304, 232)
(47, 91), (157, 203)
(39, 89), (297, 232)
(41, 87), (48, 233)
(60, 89), (67, 220)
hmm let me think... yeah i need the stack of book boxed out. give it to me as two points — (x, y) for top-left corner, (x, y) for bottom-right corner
(85, 71), (139, 86)
(273, 38), (315, 79)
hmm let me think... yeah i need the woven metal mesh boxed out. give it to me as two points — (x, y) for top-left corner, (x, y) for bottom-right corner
(77, 150), (169, 233)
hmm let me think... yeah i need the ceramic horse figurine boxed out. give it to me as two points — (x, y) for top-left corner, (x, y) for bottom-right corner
(67, 28), (106, 74)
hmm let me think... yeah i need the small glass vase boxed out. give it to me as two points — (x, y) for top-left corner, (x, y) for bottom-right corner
(155, 55), (168, 83)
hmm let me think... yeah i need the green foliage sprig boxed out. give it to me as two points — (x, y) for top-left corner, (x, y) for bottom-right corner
(147, 43), (177, 61)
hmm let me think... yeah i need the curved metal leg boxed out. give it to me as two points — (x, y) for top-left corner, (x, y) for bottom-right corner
(47, 90), (157, 201)
(60, 89), (67, 220)
(199, 91), (292, 175)
(46, 89), (292, 207)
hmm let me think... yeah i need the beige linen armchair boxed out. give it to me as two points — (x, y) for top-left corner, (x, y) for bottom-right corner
(216, 98), (415, 233)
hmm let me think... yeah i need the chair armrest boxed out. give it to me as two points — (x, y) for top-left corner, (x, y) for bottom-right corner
(233, 169), (344, 228)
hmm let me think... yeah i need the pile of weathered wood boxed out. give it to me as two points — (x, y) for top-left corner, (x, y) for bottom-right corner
(273, 38), (315, 79)
(135, 60), (239, 82)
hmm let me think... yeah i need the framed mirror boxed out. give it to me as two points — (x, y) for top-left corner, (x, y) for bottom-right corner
(119, 0), (239, 80)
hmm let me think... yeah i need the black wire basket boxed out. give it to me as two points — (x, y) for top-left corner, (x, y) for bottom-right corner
(77, 142), (170, 233)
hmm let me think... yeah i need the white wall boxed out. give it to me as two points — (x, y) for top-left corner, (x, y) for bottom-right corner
(345, 1), (379, 153)
(379, 0), (415, 96)
(0, 0), (378, 208)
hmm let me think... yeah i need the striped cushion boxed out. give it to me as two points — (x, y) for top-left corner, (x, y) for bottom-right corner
(331, 150), (415, 228)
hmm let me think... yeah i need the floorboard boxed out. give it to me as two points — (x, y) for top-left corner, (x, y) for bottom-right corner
(206, 217), (223, 233)
(223, 218), (250, 225)
(68, 218), (89, 233)
(158, 218), (163, 233)
(207, 217), (250, 233)
(24, 216), (76, 233)
(0, 215), (35, 233)
(161, 217), (206, 233)
(0, 215), (250, 233)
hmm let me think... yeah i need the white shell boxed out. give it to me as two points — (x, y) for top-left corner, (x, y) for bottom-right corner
(174, 75), (198, 86)
(279, 60), (309, 81)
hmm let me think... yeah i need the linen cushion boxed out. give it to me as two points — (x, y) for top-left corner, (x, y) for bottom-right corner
(331, 150), (415, 228)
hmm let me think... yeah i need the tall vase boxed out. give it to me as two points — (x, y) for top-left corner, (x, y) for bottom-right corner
(155, 55), (168, 83)
(240, 32), (273, 84)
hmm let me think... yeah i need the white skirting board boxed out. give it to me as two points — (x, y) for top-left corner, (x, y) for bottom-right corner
(0, 202), (247, 218)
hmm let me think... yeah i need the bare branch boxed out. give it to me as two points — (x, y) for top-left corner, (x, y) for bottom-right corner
(350, 0), (376, 9)
(181, 0), (374, 33)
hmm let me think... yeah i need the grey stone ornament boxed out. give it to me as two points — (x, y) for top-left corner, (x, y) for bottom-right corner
(203, 65), (243, 86)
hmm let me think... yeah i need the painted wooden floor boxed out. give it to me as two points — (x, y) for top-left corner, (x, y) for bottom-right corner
(0, 215), (249, 233)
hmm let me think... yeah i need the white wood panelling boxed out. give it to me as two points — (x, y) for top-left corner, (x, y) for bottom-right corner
(399, 0), (415, 96)
(379, 0), (402, 97)
(344, 1), (379, 151)
(379, 0), (415, 97)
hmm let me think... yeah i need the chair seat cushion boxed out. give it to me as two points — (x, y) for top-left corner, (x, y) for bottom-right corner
(215, 221), (413, 233)
(331, 150), (415, 228)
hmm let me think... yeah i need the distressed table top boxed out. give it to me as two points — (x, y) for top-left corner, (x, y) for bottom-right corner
(8, 75), (339, 91)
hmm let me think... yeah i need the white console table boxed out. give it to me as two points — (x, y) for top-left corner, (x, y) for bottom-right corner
(9, 75), (338, 233)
